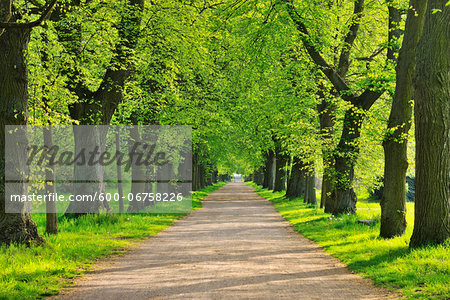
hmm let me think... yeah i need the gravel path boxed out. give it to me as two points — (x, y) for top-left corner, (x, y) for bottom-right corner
(58, 182), (395, 299)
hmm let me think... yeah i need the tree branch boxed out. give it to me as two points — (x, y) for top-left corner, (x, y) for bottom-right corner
(283, 0), (353, 99)
(337, 0), (364, 77)
(0, 0), (57, 28)
(355, 89), (383, 110)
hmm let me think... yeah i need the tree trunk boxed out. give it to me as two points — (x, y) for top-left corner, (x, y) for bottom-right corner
(304, 163), (317, 205)
(273, 151), (288, 192)
(199, 162), (206, 189)
(211, 168), (218, 184)
(254, 166), (264, 186)
(115, 128), (124, 213)
(206, 164), (213, 186)
(127, 126), (145, 213)
(286, 157), (306, 198)
(192, 152), (199, 191)
(317, 92), (336, 210)
(410, 0), (449, 247)
(268, 152), (276, 190)
(328, 107), (365, 214)
(263, 149), (274, 188)
(380, 0), (426, 238)
(64, 126), (103, 216)
(0, 25), (41, 245)
(43, 126), (58, 234)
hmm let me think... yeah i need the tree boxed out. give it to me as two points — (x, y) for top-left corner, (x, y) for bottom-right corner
(410, 0), (449, 247)
(284, 0), (390, 214)
(380, 0), (426, 238)
(0, 0), (57, 244)
(273, 143), (288, 192)
(286, 157), (306, 198)
(51, 0), (145, 215)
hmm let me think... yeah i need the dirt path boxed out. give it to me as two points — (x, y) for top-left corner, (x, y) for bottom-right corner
(58, 182), (395, 299)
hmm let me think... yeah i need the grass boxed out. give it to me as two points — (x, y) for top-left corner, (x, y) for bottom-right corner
(246, 182), (450, 300)
(0, 182), (227, 300)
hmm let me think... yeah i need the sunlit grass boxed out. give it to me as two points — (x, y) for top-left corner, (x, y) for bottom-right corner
(248, 182), (449, 300)
(0, 182), (227, 300)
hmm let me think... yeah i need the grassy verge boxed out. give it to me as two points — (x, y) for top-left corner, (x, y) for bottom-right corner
(0, 182), (227, 300)
(246, 182), (449, 299)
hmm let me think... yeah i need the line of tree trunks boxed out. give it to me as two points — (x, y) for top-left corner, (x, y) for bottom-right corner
(410, 0), (449, 247)
(380, 0), (426, 238)
(192, 152), (219, 191)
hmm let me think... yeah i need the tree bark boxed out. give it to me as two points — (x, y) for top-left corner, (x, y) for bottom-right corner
(326, 107), (365, 214)
(268, 153), (276, 190)
(43, 126), (58, 234)
(273, 151), (288, 192)
(286, 157), (306, 198)
(317, 91), (336, 210)
(304, 163), (317, 205)
(127, 126), (145, 213)
(410, 0), (449, 247)
(115, 128), (124, 213)
(192, 152), (200, 191)
(380, 0), (426, 238)
(253, 166), (264, 186)
(263, 149), (276, 190)
(263, 149), (274, 188)
(64, 126), (103, 216)
(0, 23), (41, 245)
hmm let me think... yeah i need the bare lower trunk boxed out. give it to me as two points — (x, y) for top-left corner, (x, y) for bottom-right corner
(43, 126), (58, 235)
(64, 126), (103, 216)
(321, 174), (333, 210)
(286, 157), (306, 198)
(192, 152), (199, 191)
(327, 107), (364, 215)
(199, 163), (206, 189)
(410, 0), (449, 247)
(273, 152), (288, 192)
(212, 169), (218, 184)
(253, 166), (264, 186)
(380, 0), (426, 239)
(317, 91), (336, 210)
(263, 149), (275, 189)
(304, 164), (317, 205)
(115, 129), (124, 213)
(0, 25), (41, 245)
(127, 126), (145, 213)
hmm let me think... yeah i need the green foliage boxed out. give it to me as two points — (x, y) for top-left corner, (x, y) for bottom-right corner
(23, 0), (413, 183)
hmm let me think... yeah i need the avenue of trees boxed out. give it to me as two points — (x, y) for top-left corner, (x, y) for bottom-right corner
(0, 0), (448, 248)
